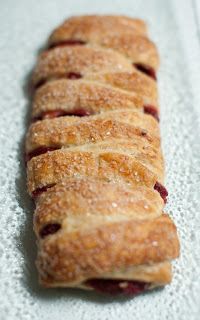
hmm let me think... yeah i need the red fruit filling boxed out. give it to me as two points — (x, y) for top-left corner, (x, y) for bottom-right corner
(32, 108), (92, 121)
(66, 72), (82, 80)
(154, 181), (168, 203)
(144, 105), (159, 121)
(133, 63), (157, 80)
(49, 39), (86, 49)
(32, 184), (56, 199)
(32, 110), (68, 121)
(39, 223), (61, 238)
(35, 78), (46, 89)
(86, 279), (149, 295)
(35, 72), (82, 89)
(25, 146), (59, 162)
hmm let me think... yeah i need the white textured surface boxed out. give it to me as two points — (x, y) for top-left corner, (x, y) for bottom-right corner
(0, 0), (200, 319)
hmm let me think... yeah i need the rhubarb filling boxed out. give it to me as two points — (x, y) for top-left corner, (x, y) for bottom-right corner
(133, 63), (157, 80)
(49, 39), (86, 49)
(85, 278), (149, 295)
(144, 105), (159, 121)
(154, 181), (168, 203)
(32, 108), (92, 122)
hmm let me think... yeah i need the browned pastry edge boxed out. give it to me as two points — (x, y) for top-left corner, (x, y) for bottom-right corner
(27, 149), (161, 195)
(34, 177), (164, 235)
(49, 35), (158, 71)
(26, 109), (160, 153)
(49, 16), (148, 41)
(48, 15), (159, 70)
(31, 76), (158, 120)
(32, 45), (133, 87)
(85, 72), (158, 104)
(36, 214), (179, 286)
(39, 262), (173, 289)
(83, 261), (173, 288)
(26, 114), (160, 153)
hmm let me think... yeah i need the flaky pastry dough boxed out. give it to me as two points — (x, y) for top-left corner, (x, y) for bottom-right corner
(25, 15), (180, 296)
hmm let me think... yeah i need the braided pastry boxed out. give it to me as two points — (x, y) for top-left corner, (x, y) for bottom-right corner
(26, 15), (180, 296)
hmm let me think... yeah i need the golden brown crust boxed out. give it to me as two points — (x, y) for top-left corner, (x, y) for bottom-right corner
(49, 17), (159, 69)
(98, 34), (159, 69)
(28, 110), (160, 147)
(27, 148), (161, 195)
(49, 16), (148, 45)
(85, 72), (158, 107)
(34, 177), (164, 235)
(26, 111), (160, 153)
(25, 15), (180, 291)
(38, 262), (172, 288)
(32, 46), (133, 87)
(32, 75), (158, 119)
(32, 78), (148, 119)
(37, 214), (179, 286)
(98, 261), (172, 286)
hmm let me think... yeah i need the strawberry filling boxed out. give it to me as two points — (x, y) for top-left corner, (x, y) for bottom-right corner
(154, 181), (168, 203)
(32, 108), (92, 121)
(86, 278), (149, 295)
(35, 72), (82, 89)
(32, 184), (56, 199)
(133, 63), (157, 80)
(25, 146), (59, 162)
(144, 105), (159, 121)
(39, 223), (61, 238)
(49, 39), (86, 49)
